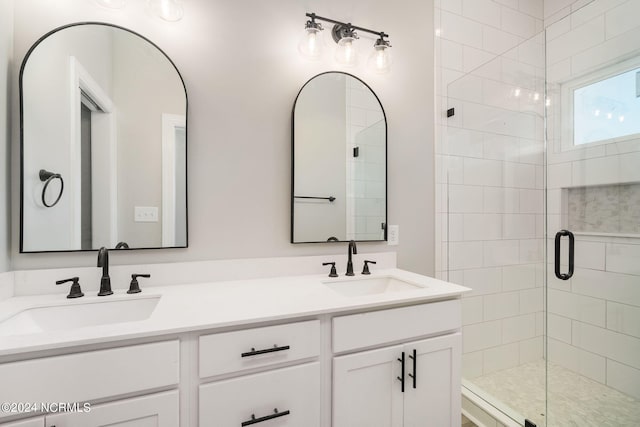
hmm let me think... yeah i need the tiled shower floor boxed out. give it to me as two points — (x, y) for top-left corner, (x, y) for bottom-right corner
(470, 360), (640, 427)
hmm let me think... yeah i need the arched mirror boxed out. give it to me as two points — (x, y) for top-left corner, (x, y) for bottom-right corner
(291, 72), (387, 243)
(20, 23), (187, 252)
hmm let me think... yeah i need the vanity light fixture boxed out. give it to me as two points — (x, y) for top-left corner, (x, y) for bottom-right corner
(148, 0), (184, 22)
(300, 13), (392, 73)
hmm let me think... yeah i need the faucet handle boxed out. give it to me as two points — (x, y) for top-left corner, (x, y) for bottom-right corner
(362, 260), (377, 275)
(128, 274), (151, 294)
(56, 277), (84, 299)
(322, 262), (339, 278)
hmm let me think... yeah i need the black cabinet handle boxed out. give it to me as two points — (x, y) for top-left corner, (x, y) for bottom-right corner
(408, 349), (417, 389)
(554, 230), (575, 280)
(241, 408), (290, 426)
(397, 351), (405, 393)
(241, 345), (291, 358)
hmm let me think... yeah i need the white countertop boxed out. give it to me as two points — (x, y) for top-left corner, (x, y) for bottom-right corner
(0, 269), (470, 357)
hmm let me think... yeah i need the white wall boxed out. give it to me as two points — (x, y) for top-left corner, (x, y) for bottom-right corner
(10, 0), (435, 275)
(0, 0), (13, 273)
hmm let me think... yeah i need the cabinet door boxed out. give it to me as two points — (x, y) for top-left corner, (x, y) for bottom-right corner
(333, 345), (404, 427)
(0, 418), (45, 427)
(403, 333), (461, 427)
(45, 390), (178, 427)
(199, 362), (320, 426)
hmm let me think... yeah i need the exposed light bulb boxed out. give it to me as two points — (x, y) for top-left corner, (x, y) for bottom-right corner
(619, 115), (625, 122)
(95, 0), (126, 9)
(514, 88), (521, 97)
(335, 36), (358, 66)
(435, 28), (442, 37)
(607, 112), (613, 119)
(367, 38), (391, 74)
(533, 92), (540, 101)
(594, 109), (600, 117)
(149, 0), (183, 22)
(545, 98), (551, 107)
(298, 21), (324, 60)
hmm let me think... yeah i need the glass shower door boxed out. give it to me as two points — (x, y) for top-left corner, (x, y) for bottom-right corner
(444, 33), (546, 426)
(544, 1), (640, 425)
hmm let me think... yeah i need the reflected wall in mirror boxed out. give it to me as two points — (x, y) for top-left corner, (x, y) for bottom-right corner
(292, 72), (387, 243)
(20, 23), (188, 252)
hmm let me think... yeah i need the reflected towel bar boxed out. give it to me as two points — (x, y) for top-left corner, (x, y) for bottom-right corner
(294, 196), (336, 202)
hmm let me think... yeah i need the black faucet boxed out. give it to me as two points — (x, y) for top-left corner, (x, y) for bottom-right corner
(97, 247), (113, 296)
(346, 240), (358, 276)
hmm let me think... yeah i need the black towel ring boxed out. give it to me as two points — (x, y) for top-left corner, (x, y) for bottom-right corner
(39, 169), (64, 208)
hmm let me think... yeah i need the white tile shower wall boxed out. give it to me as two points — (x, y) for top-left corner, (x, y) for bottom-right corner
(544, 0), (640, 400)
(435, 0), (546, 377)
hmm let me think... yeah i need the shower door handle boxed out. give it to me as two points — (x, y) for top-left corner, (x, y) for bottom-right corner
(554, 230), (574, 280)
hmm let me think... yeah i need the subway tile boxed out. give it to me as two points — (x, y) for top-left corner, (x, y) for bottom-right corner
(519, 189), (543, 214)
(519, 336), (544, 364)
(547, 338), (606, 383)
(547, 162), (572, 189)
(484, 133), (520, 162)
(464, 320), (502, 352)
(446, 128), (484, 157)
(449, 184), (484, 213)
(519, 238), (543, 263)
(440, 39), (465, 71)
(572, 321), (640, 370)
(440, 0), (463, 14)
(502, 264), (537, 291)
(463, 0), (502, 28)
(482, 79), (521, 111)
(504, 162), (536, 188)
(484, 187), (520, 213)
(464, 158), (504, 186)
(546, 15), (605, 65)
(604, 0), (640, 39)
(544, 0), (574, 20)
(502, 313), (536, 343)
(462, 351), (484, 378)
(482, 26), (523, 55)
(571, 268), (640, 307)
(449, 241), (485, 270)
(464, 213), (503, 240)
(503, 214), (537, 239)
(518, 0), (544, 19)
(462, 296), (484, 325)
(571, 26), (640, 77)
(449, 73), (484, 103)
(441, 10), (484, 49)
(501, 6), (537, 38)
(483, 240), (521, 266)
(483, 342), (520, 374)
(495, 0), (519, 9)
(607, 359), (640, 400)
(520, 287), (543, 313)
(606, 243), (640, 276)
(449, 213), (465, 241)
(607, 301), (640, 339)
(574, 240), (605, 270)
(462, 45), (496, 73)
(484, 291), (520, 320)
(548, 289), (606, 327)
(464, 267), (503, 296)
(548, 313), (572, 343)
(536, 311), (544, 336)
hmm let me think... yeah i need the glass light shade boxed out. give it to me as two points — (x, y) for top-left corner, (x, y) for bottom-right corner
(95, 0), (126, 9)
(367, 44), (391, 74)
(335, 37), (358, 67)
(298, 27), (324, 60)
(149, 0), (184, 22)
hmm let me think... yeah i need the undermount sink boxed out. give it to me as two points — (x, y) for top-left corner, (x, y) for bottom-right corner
(323, 275), (424, 297)
(0, 295), (160, 337)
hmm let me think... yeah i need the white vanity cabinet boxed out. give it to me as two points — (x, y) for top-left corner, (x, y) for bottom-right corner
(332, 301), (462, 427)
(198, 320), (322, 425)
(44, 391), (178, 427)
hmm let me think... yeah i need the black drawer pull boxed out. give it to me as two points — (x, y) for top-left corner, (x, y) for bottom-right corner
(241, 408), (290, 426)
(397, 351), (405, 393)
(241, 345), (291, 358)
(408, 348), (416, 389)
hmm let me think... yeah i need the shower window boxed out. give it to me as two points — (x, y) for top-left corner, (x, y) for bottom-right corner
(562, 57), (640, 150)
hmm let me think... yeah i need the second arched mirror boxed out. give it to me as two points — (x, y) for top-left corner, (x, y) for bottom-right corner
(291, 72), (387, 243)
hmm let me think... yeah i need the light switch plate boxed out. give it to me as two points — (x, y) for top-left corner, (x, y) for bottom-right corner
(135, 206), (158, 222)
(387, 225), (399, 245)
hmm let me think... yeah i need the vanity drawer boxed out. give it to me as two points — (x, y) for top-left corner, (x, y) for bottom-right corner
(0, 340), (179, 420)
(199, 362), (320, 426)
(333, 300), (461, 353)
(199, 320), (320, 378)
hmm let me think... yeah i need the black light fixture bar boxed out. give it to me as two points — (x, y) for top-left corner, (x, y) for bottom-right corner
(306, 12), (389, 38)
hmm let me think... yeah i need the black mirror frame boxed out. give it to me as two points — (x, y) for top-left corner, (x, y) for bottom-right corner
(19, 22), (189, 253)
(290, 71), (388, 244)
